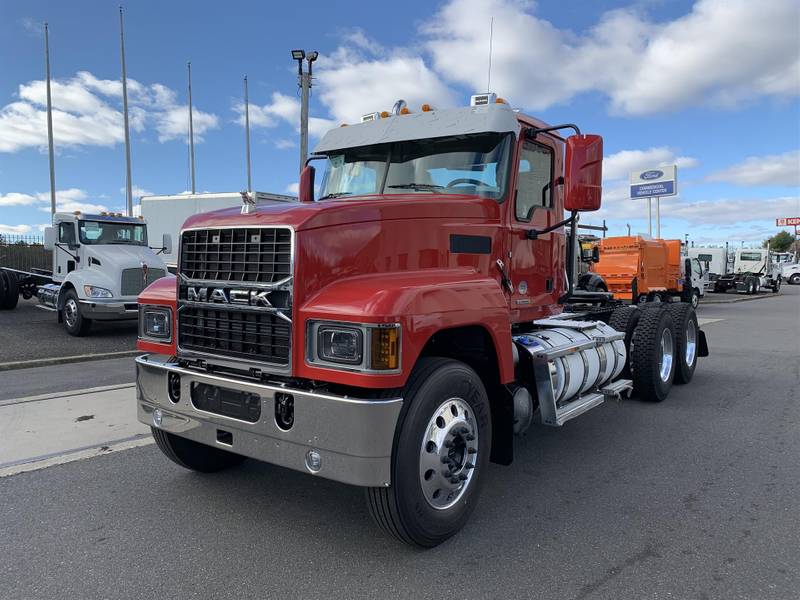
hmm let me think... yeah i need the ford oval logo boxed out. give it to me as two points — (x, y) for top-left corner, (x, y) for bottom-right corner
(640, 170), (664, 180)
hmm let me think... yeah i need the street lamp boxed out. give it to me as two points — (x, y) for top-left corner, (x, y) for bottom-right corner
(291, 49), (319, 174)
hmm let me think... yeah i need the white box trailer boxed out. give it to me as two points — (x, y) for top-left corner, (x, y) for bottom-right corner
(139, 192), (296, 269)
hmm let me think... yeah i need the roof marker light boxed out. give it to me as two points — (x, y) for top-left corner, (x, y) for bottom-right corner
(495, 97), (507, 104)
(421, 103), (434, 112)
(380, 111), (390, 118)
(399, 107), (411, 115)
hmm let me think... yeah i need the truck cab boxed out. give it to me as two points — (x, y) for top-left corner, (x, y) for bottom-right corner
(40, 212), (171, 335)
(714, 248), (781, 294)
(134, 94), (707, 547)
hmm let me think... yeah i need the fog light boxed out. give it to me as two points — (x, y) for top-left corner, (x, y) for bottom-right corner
(305, 449), (322, 473)
(152, 408), (163, 427)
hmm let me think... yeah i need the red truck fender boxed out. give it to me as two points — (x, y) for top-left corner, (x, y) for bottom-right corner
(297, 268), (515, 389)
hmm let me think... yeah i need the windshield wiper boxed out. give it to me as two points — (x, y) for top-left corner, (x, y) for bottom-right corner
(387, 183), (444, 192)
(317, 192), (352, 200)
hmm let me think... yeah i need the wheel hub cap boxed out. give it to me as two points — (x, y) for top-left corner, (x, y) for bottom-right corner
(419, 398), (478, 510)
(685, 319), (697, 366)
(659, 327), (674, 382)
(65, 299), (78, 328)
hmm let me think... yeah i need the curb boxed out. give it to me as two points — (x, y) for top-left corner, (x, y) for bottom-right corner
(0, 350), (141, 372)
(701, 292), (783, 305)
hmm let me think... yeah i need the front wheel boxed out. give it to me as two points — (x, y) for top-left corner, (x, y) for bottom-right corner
(366, 358), (491, 548)
(772, 278), (781, 293)
(62, 289), (92, 336)
(690, 288), (700, 308)
(790, 274), (800, 285)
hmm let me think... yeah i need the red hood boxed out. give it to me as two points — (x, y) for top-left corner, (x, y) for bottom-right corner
(182, 194), (499, 232)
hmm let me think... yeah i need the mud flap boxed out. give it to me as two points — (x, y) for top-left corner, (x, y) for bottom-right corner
(698, 329), (709, 357)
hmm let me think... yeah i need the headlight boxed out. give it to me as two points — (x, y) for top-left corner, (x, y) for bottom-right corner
(139, 305), (172, 342)
(307, 321), (400, 372)
(317, 326), (363, 364)
(84, 285), (112, 298)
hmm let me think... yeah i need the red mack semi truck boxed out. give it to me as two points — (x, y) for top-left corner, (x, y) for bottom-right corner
(135, 94), (709, 547)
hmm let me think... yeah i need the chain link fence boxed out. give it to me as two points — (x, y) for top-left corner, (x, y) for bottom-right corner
(0, 234), (51, 272)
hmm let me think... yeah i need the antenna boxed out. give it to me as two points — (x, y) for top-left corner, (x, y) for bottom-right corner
(187, 61), (196, 194)
(487, 16), (494, 93)
(244, 75), (252, 193)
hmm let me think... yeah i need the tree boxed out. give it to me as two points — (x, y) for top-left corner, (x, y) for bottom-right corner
(763, 230), (795, 252)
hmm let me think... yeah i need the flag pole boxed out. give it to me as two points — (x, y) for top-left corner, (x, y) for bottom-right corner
(119, 6), (133, 215)
(45, 23), (56, 217)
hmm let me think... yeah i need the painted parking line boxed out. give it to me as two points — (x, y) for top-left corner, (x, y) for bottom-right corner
(698, 318), (724, 326)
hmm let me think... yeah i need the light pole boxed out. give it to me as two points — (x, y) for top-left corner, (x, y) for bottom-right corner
(292, 49), (318, 174)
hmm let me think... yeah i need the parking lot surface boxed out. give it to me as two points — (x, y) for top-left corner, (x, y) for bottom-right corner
(0, 287), (798, 599)
(0, 297), (137, 365)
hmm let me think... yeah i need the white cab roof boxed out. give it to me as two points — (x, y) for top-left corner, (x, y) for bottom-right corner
(314, 103), (520, 153)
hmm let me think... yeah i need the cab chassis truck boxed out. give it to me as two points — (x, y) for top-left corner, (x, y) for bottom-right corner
(135, 95), (709, 547)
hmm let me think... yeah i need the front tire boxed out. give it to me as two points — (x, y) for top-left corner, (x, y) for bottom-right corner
(151, 427), (247, 472)
(631, 306), (676, 402)
(790, 274), (800, 285)
(62, 289), (92, 336)
(690, 288), (700, 308)
(366, 358), (491, 548)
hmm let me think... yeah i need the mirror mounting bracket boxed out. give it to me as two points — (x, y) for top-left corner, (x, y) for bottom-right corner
(526, 212), (577, 240)
(526, 123), (582, 139)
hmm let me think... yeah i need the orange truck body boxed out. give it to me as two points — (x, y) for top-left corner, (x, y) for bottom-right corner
(594, 236), (683, 301)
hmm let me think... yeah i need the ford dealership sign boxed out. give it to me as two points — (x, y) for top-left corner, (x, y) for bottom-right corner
(630, 165), (677, 198)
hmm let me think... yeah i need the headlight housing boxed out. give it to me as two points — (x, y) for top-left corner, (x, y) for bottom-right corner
(307, 321), (401, 372)
(83, 285), (113, 298)
(139, 305), (172, 342)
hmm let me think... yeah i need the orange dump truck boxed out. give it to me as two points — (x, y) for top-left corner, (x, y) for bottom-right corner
(594, 236), (683, 303)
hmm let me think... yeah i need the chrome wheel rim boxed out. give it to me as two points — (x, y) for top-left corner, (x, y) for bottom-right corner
(419, 398), (478, 510)
(659, 327), (674, 382)
(685, 319), (697, 366)
(64, 299), (78, 328)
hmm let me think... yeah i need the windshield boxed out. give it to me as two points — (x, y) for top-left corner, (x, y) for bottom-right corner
(79, 220), (147, 246)
(318, 133), (513, 201)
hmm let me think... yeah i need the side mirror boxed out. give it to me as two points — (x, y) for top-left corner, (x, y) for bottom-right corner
(162, 233), (173, 255)
(592, 246), (600, 263)
(299, 165), (315, 203)
(43, 227), (55, 251)
(564, 134), (603, 212)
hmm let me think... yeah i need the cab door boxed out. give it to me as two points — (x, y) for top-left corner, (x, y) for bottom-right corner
(507, 135), (563, 322)
(54, 220), (77, 281)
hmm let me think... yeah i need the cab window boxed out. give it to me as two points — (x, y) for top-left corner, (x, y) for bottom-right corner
(515, 142), (553, 221)
(58, 222), (75, 244)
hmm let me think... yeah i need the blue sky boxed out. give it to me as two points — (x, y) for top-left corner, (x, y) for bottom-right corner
(1, 0), (798, 246)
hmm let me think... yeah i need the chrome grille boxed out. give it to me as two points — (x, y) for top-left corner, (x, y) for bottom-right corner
(177, 227), (293, 371)
(178, 306), (291, 365)
(121, 267), (166, 296)
(180, 227), (291, 283)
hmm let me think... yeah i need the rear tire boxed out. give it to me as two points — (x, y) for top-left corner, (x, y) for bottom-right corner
(0, 271), (19, 310)
(151, 427), (247, 472)
(667, 304), (698, 384)
(772, 278), (781, 293)
(366, 357), (491, 548)
(62, 289), (92, 336)
(631, 306), (676, 402)
(609, 305), (641, 378)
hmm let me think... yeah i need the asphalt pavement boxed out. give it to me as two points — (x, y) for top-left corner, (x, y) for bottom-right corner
(0, 287), (798, 599)
(0, 296), (137, 365)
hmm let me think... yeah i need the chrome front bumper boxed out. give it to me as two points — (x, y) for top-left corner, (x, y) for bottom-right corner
(79, 298), (138, 320)
(135, 354), (403, 487)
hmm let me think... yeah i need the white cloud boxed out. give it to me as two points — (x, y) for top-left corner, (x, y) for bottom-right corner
(285, 183), (299, 194)
(706, 150), (800, 186)
(120, 185), (153, 199)
(0, 192), (38, 207)
(0, 223), (33, 234)
(603, 147), (699, 181)
(234, 92), (336, 138)
(423, 0), (799, 115)
(0, 71), (218, 153)
(274, 138), (296, 150)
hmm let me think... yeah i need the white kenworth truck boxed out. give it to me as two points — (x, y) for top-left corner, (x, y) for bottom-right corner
(134, 95), (709, 547)
(0, 212), (171, 336)
(712, 248), (782, 294)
